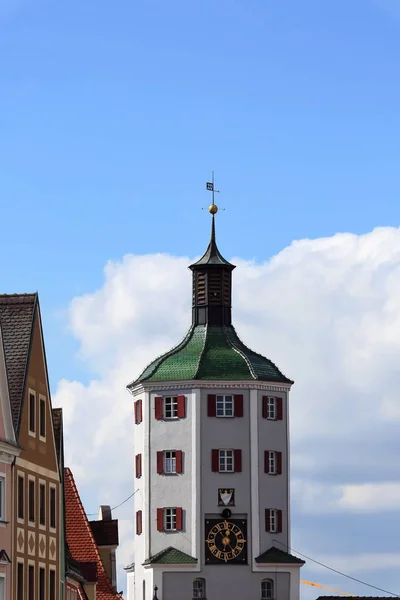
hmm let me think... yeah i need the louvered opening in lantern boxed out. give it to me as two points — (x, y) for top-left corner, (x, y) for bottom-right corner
(196, 272), (206, 305)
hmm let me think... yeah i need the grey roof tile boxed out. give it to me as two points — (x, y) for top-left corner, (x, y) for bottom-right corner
(0, 293), (37, 432)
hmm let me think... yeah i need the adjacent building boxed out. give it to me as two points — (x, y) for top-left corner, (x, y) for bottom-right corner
(126, 205), (305, 600)
(0, 314), (21, 600)
(0, 293), (62, 600)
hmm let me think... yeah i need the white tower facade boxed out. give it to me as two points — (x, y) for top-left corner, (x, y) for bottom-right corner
(127, 207), (304, 600)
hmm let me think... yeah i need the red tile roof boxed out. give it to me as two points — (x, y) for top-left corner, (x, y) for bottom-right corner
(64, 468), (123, 600)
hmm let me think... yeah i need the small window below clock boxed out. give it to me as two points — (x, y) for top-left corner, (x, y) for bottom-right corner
(193, 577), (206, 599)
(261, 578), (274, 600)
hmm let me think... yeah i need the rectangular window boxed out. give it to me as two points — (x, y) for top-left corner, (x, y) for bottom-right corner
(267, 397), (276, 420)
(164, 507), (177, 531)
(17, 563), (24, 600)
(17, 475), (24, 520)
(164, 396), (178, 419)
(49, 570), (56, 600)
(39, 567), (45, 600)
(39, 397), (46, 438)
(28, 480), (35, 523)
(219, 449), (234, 472)
(0, 476), (5, 521)
(136, 510), (142, 535)
(29, 392), (36, 434)
(269, 451), (276, 474)
(216, 395), (233, 417)
(50, 487), (56, 529)
(39, 484), (46, 526)
(265, 508), (282, 533)
(28, 565), (34, 600)
(164, 451), (176, 474)
(0, 576), (5, 600)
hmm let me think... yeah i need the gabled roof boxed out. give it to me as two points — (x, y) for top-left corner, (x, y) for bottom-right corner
(0, 293), (37, 432)
(255, 546), (305, 565)
(143, 546), (197, 565)
(0, 550), (11, 563)
(64, 468), (123, 600)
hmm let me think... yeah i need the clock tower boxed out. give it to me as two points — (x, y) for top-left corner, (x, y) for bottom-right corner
(126, 197), (305, 600)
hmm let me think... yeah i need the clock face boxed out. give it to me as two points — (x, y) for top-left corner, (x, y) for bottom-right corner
(205, 519), (247, 564)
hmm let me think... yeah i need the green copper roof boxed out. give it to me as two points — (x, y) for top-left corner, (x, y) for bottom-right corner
(129, 325), (292, 386)
(143, 546), (197, 565)
(255, 546), (305, 565)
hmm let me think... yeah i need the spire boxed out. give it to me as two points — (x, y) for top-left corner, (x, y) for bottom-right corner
(189, 177), (235, 326)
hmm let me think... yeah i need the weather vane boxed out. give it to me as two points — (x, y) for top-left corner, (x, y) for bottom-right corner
(203, 171), (224, 215)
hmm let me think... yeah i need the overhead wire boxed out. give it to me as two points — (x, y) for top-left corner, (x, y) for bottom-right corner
(272, 539), (400, 597)
(86, 489), (139, 516)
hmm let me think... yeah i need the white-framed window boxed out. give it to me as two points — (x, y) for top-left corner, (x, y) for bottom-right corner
(193, 577), (206, 599)
(261, 579), (274, 600)
(28, 390), (36, 436)
(164, 451), (176, 474)
(49, 568), (56, 600)
(216, 395), (234, 417)
(164, 397), (178, 419)
(268, 451), (276, 475)
(28, 562), (35, 600)
(0, 574), (5, 600)
(38, 564), (45, 600)
(219, 449), (234, 472)
(39, 395), (46, 440)
(0, 475), (5, 521)
(267, 397), (276, 420)
(39, 480), (46, 528)
(164, 508), (177, 531)
(269, 509), (278, 533)
(28, 476), (35, 524)
(49, 485), (57, 531)
(17, 472), (24, 522)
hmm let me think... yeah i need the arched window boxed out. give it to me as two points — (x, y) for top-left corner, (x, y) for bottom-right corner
(261, 579), (274, 600)
(193, 577), (206, 599)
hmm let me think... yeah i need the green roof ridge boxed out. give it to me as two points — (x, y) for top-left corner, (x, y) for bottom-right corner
(143, 546), (197, 565)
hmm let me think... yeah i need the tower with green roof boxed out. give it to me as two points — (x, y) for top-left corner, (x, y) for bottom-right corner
(126, 195), (304, 600)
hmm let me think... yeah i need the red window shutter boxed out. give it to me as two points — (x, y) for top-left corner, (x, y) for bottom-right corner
(177, 395), (186, 418)
(134, 401), (138, 424)
(277, 452), (282, 474)
(138, 454), (142, 478)
(208, 395), (217, 417)
(138, 399), (143, 423)
(211, 449), (219, 472)
(176, 450), (183, 474)
(277, 397), (283, 420)
(277, 509), (283, 533)
(136, 510), (142, 535)
(176, 507), (183, 531)
(157, 508), (164, 531)
(234, 449), (242, 473)
(265, 509), (271, 532)
(264, 451), (270, 473)
(157, 451), (164, 474)
(234, 395), (244, 417)
(262, 396), (268, 419)
(155, 397), (163, 420)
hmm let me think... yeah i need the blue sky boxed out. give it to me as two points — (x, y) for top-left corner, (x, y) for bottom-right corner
(3, 0), (400, 596)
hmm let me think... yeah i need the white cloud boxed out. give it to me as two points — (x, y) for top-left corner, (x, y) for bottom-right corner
(54, 226), (400, 594)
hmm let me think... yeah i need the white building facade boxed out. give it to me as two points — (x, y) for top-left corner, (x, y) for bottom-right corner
(126, 208), (304, 600)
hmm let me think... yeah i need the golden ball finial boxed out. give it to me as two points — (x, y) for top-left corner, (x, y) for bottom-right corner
(209, 204), (218, 215)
